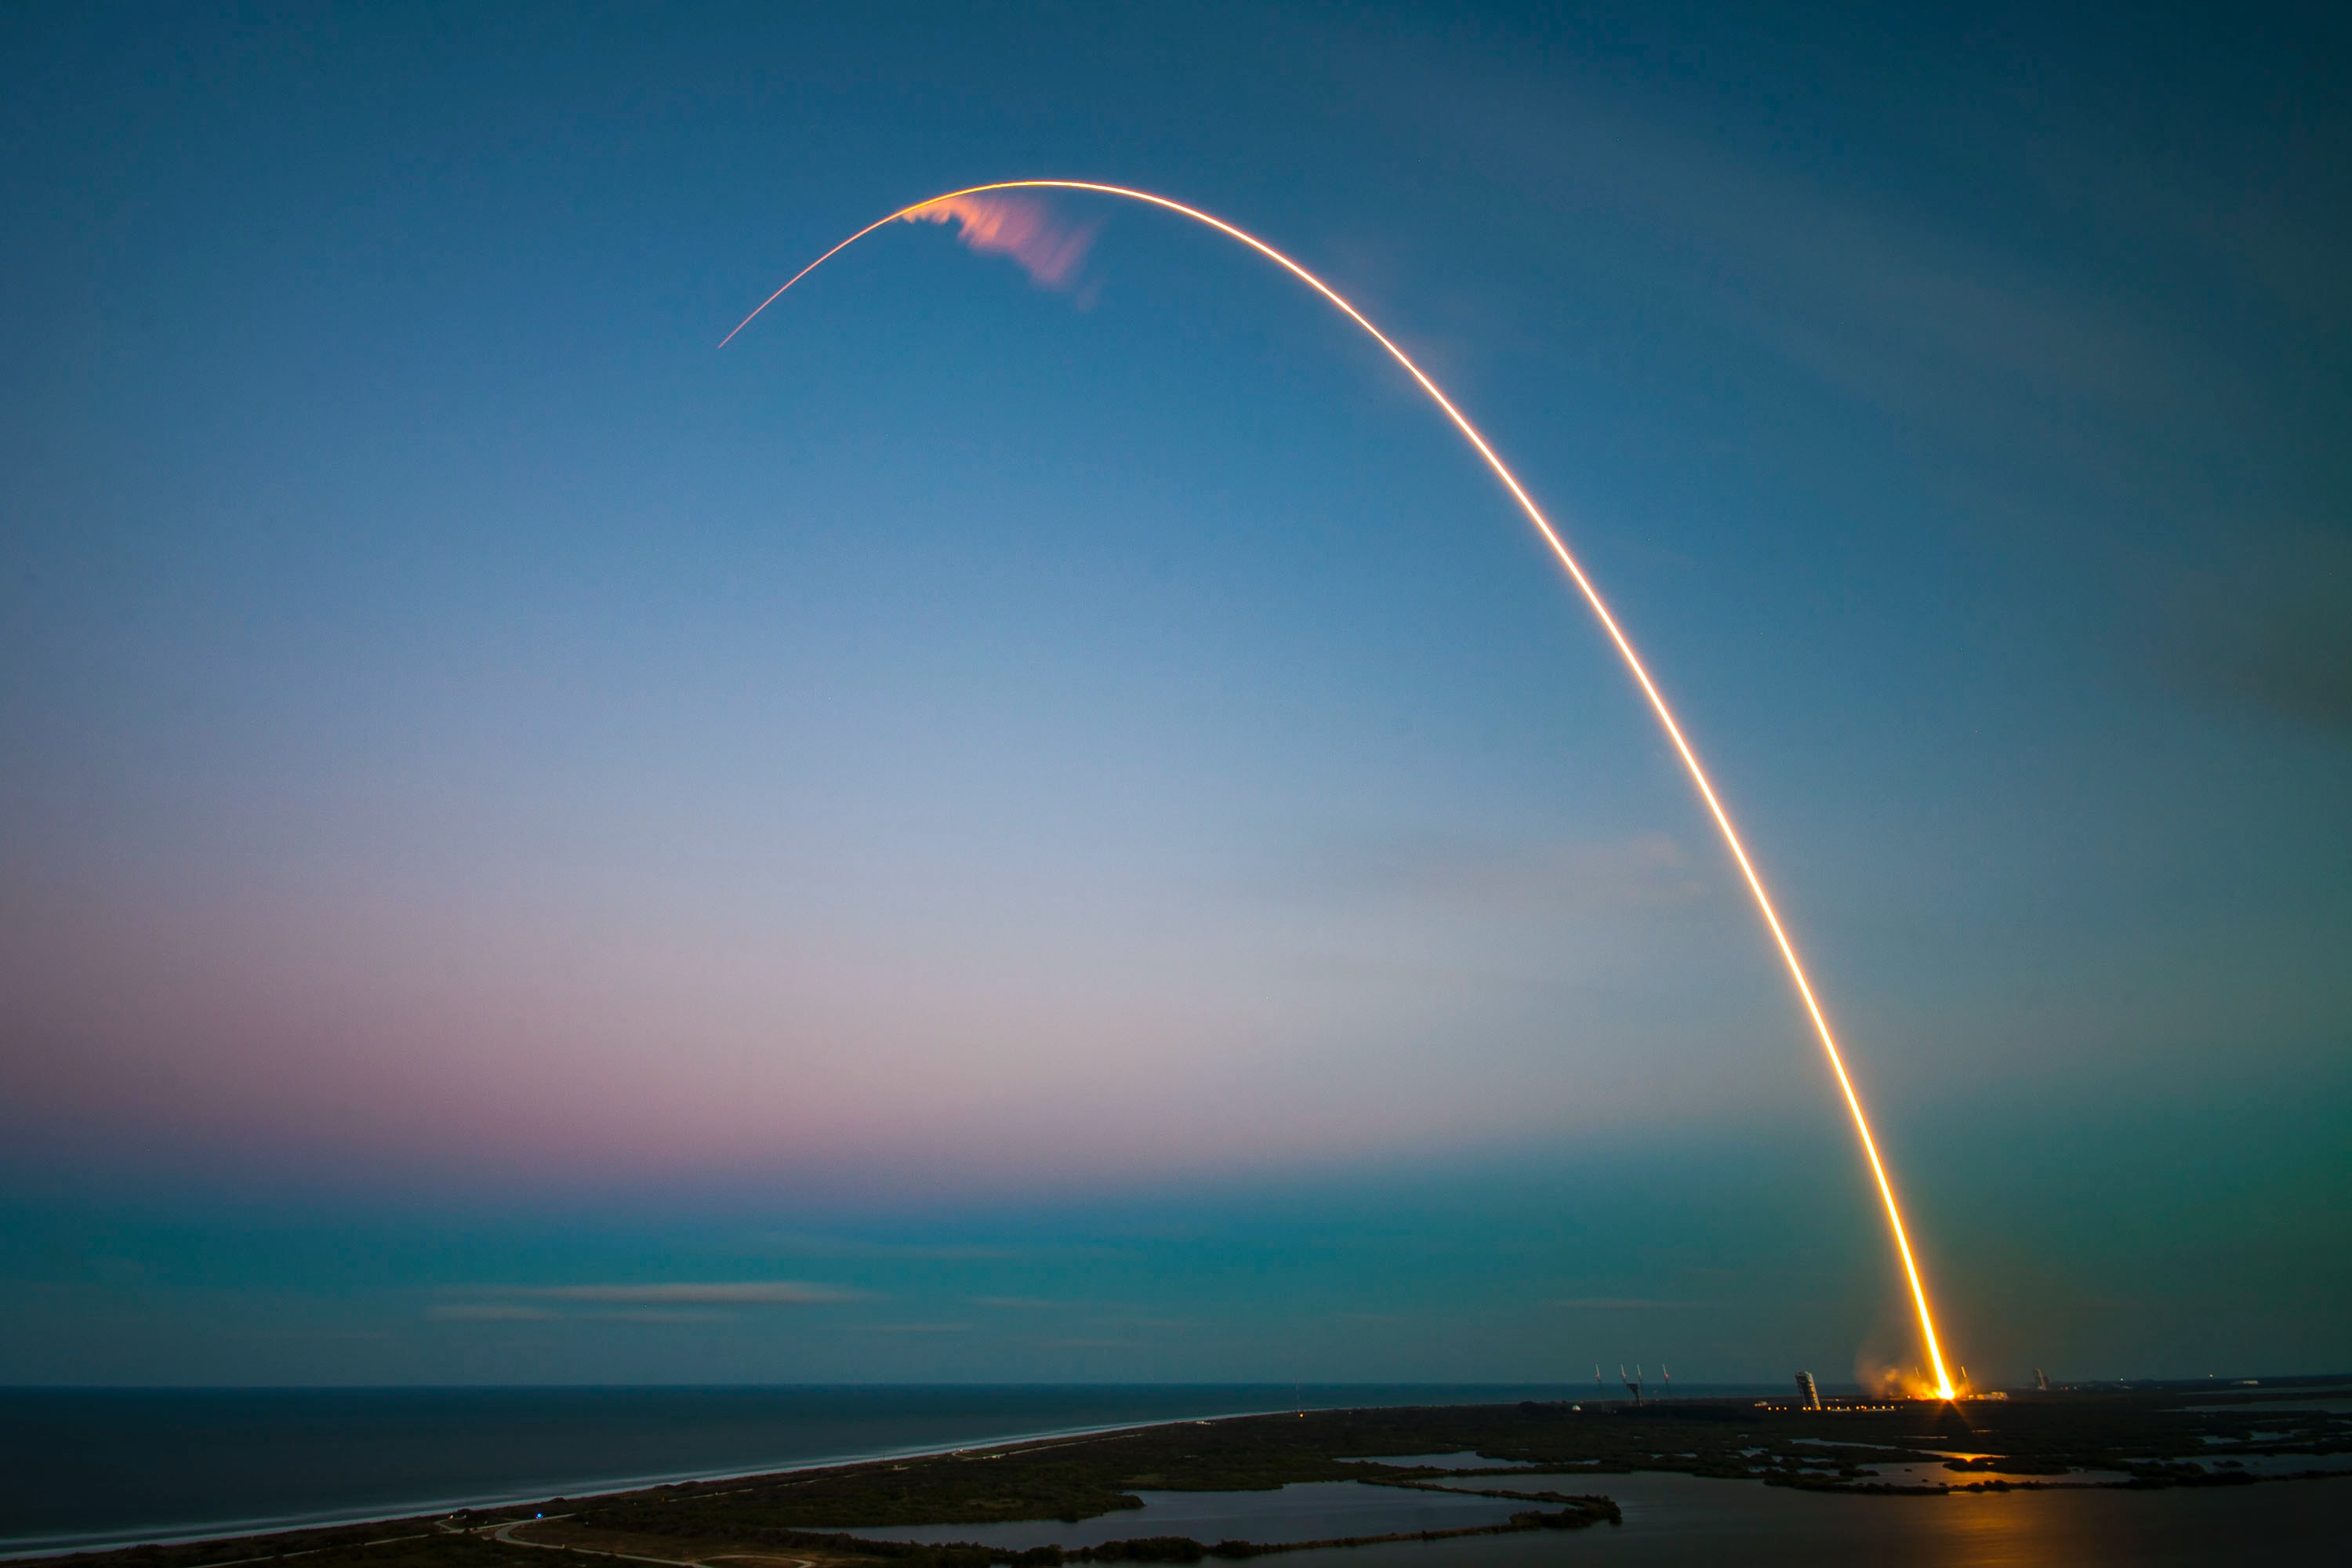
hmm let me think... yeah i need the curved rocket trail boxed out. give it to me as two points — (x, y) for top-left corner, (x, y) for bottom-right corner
(722, 180), (1959, 1399)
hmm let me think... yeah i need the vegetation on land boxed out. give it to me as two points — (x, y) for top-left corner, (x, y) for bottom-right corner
(32, 1381), (2349, 1568)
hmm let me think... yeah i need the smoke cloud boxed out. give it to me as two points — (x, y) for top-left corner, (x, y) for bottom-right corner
(904, 193), (1098, 289)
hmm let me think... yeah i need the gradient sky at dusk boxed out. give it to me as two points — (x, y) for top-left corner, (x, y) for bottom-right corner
(3, 2), (2347, 1387)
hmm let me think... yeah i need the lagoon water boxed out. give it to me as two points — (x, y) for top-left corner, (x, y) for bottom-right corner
(857, 1470), (2347, 1566)
(1301, 1470), (2348, 1566)
(840, 1479), (1526, 1550)
(7, 1387), (2340, 1564)
(0, 1385), (1580, 1555)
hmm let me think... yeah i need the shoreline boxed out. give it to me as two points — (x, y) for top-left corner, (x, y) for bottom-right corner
(8, 1385), (1762, 1560)
(13, 1385), (2345, 1564)
(0, 1399), (1358, 1562)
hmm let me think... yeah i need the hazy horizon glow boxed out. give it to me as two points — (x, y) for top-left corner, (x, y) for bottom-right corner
(2, 1), (2345, 1388)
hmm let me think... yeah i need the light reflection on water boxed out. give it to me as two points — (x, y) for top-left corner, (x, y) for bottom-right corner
(847, 1471), (2350, 1566)
(1271, 1471), (2351, 1566)
(1820, 1461), (2131, 1487)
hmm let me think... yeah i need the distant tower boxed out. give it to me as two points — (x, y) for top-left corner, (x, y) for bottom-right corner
(1795, 1371), (1822, 1410)
(2035, 1368), (2050, 1393)
(1661, 1364), (1671, 1396)
(1595, 1364), (1605, 1399)
(1621, 1364), (1643, 1405)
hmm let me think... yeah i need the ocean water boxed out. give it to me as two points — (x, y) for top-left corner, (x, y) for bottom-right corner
(0, 1384), (1588, 1555)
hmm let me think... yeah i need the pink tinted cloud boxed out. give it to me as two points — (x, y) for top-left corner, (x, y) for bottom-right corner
(905, 194), (1099, 289)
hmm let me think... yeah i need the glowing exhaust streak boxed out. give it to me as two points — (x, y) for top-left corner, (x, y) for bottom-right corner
(721, 180), (1960, 1400)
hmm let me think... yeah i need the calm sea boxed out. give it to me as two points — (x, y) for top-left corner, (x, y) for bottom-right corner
(0, 1384), (1602, 1556)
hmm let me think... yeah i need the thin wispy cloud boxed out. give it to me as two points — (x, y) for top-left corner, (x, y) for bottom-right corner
(2156, 528), (2352, 739)
(1373, 44), (2198, 437)
(1305, 832), (1712, 915)
(523, 1281), (866, 1305)
(1104, 1318), (1189, 1332)
(969, 1296), (1069, 1310)
(755, 1232), (1024, 1262)
(430, 1281), (867, 1322)
(426, 1302), (557, 1322)
(1551, 1298), (1697, 1310)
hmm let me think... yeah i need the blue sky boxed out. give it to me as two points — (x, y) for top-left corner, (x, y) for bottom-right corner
(2, 1), (2346, 1386)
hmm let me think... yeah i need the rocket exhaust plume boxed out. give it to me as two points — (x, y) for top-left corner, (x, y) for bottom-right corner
(720, 181), (1962, 1400)
(908, 192), (1098, 289)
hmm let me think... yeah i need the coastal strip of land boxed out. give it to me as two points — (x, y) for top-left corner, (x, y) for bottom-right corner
(19, 1381), (2349, 1568)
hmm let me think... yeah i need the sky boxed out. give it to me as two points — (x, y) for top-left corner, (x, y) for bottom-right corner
(2, 1), (2346, 1388)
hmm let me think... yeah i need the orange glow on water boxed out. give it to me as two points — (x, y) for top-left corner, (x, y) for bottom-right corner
(720, 180), (1962, 1401)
